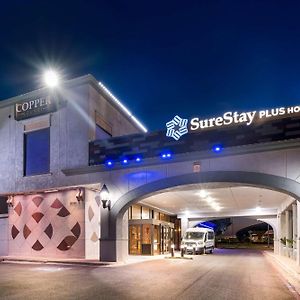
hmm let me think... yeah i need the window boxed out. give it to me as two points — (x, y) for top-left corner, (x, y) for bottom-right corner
(131, 205), (142, 219)
(208, 232), (214, 240)
(95, 112), (112, 140)
(184, 232), (204, 239)
(95, 124), (112, 140)
(24, 128), (50, 176)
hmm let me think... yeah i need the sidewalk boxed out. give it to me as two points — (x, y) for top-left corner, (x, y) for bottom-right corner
(0, 253), (171, 267)
(263, 251), (300, 297)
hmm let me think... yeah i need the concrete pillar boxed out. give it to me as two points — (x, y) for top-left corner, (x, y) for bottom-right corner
(277, 214), (282, 256)
(285, 210), (293, 258)
(293, 204), (297, 256)
(180, 216), (189, 238)
(286, 210), (292, 242)
(297, 202), (300, 266)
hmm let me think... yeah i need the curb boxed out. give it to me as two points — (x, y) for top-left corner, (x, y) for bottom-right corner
(0, 257), (110, 267)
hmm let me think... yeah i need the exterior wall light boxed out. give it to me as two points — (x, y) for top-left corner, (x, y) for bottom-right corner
(7, 195), (14, 208)
(135, 157), (142, 163)
(76, 188), (84, 202)
(100, 184), (110, 210)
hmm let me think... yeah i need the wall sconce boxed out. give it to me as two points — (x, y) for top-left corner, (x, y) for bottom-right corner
(76, 188), (84, 202)
(7, 195), (14, 207)
(100, 184), (110, 210)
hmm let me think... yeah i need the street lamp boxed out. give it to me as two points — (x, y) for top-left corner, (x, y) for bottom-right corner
(43, 70), (60, 88)
(100, 184), (111, 210)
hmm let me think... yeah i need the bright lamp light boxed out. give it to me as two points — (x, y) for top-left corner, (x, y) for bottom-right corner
(43, 70), (59, 87)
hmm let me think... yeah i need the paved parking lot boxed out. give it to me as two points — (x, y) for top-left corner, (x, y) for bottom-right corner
(0, 249), (296, 300)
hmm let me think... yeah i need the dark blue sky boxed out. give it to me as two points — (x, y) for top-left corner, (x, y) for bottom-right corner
(1, 1), (300, 130)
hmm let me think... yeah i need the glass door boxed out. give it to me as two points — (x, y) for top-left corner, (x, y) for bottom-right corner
(142, 224), (152, 255)
(129, 225), (141, 255)
(153, 225), (161, 255)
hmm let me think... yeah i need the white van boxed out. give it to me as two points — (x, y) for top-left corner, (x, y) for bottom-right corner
(181, 227), (215, 254)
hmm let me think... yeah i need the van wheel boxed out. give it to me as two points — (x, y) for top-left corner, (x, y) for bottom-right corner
(210, 248), (214, 254)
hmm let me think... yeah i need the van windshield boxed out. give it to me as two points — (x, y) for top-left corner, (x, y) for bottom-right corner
(184, 232), (204, 239)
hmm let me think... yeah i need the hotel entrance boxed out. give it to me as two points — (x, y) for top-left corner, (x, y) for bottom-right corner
(128, 204), (176, 255)
(129, 223), (174, 255)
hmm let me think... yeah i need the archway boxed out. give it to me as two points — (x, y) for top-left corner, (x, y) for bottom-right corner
(101, 171), (300, 262)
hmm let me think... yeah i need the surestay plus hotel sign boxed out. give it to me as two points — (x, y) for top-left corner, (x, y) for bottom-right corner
(191, 106), (299, 129)
(166, 106), (300, 141)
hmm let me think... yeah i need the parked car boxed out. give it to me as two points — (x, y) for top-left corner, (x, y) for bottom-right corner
(181, 227), (215, 254)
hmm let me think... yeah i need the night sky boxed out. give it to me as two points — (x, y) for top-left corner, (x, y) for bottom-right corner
(1, 1), (300, 130)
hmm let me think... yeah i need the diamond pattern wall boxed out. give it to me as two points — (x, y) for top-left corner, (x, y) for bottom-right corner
(8, 191), (85, 259)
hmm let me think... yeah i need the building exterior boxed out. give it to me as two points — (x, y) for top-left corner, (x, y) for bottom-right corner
(0, 74), (147, 259)
(1, 74), (300, 268)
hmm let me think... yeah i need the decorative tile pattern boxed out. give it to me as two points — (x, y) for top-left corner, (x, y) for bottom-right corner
(57, 236), (77, 251)
(14, 202), (22, 216)
(9, 192), (85, 259)
(57, 206), (70, 217)
(32, 196), (43, 208)
(51, 199), (63, 209)
(90, 232), (98, 242)
(32, 212), (44, 223)
(71, 222), (81, 239)
(44, 223), (53, 239)
(11, 225), (19, 239)
(32, 240), (44, 251)
(23, 225), (31, 239)
(88, 206), (94, 221)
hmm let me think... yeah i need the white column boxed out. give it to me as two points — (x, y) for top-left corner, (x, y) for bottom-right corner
(286, 210), (293, 258)
(293, 204), (297, 260)
(277, 214), (282, 256)
(297, 202), (300, 266)
(180, 217), (189, 238)
(286, 210), (292, 241)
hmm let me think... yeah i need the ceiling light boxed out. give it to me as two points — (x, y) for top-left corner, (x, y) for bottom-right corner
(198, 190), (208, 198)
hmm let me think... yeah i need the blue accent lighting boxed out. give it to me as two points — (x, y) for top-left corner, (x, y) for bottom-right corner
(105, 160), (113, 167)
(122, 159), (128, 165)
(212, 145), (223, 153)
(161, 152), (173, 160)
(135, 157), (142, 163)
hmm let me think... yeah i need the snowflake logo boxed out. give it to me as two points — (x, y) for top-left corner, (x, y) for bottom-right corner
(166, 115), (189, 140)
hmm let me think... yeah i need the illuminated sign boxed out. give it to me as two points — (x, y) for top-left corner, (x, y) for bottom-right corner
(166, 115), (188, 140)
(14, 96), (57, 121)
(166, 105), (300, 140)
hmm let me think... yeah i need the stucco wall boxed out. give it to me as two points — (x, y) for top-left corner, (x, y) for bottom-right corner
(0, 216), (8, 256)
(85, 189), (101, 259)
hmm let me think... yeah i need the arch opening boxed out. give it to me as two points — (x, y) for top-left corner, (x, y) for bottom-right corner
(101, 171), (300, 262)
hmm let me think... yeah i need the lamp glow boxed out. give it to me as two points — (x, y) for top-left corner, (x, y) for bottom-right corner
(255, 206), (262, 213)
(43, 70), (59, 87)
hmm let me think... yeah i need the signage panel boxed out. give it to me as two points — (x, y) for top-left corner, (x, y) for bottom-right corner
(166, 105), (300, 140)
(14, 96), (57, 121)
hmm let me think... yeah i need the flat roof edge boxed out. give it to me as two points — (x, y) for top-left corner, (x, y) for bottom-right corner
(0, 74), (147, 132)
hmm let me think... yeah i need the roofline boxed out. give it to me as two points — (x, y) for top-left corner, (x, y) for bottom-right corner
(0, 74), (148, 133)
